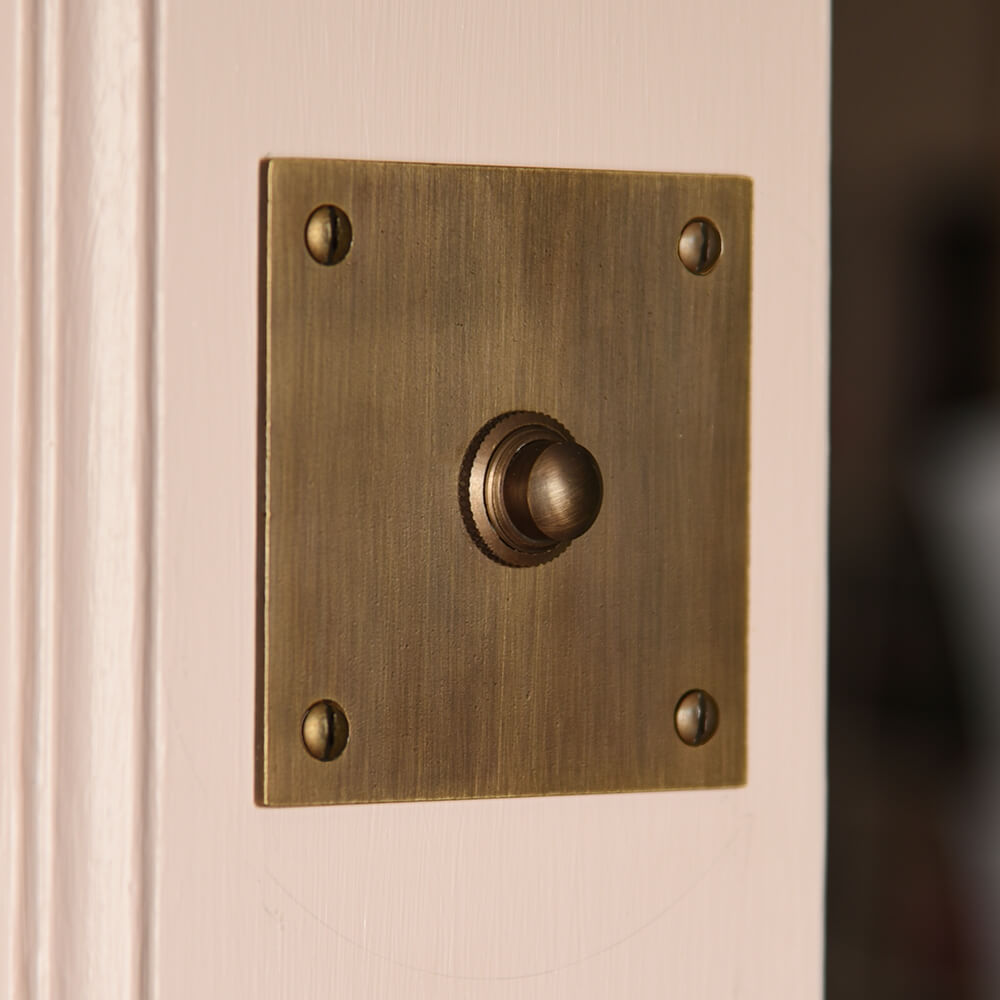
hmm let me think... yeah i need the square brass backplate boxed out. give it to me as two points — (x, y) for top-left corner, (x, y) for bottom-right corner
(258, 158), (750, 806)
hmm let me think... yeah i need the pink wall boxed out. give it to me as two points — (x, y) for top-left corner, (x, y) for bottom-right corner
(4, 1), (829, 996)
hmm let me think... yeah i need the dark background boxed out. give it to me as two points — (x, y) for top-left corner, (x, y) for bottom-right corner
(829, 1), (1000, 996)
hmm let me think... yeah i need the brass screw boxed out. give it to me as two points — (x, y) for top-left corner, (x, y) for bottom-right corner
(678, 218), (722, 275)
(302, 700), (350, 761)
(674, 690), (719, 746)
(305, 204), (353, 266)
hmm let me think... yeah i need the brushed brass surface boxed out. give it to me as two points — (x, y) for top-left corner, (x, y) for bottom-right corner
(257, 158), (751, 806)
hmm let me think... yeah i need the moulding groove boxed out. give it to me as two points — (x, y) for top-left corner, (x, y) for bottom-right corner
(11, 0), (160, 996)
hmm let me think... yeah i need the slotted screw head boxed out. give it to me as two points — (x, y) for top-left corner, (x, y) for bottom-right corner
(674, 689), (719, 746)
(678, 218), (722, 275)
(305, 204), (353, 265)
(302, 700), (350, 761)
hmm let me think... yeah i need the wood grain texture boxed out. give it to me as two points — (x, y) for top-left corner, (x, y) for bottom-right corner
(1, 0), (827, 995)
(154, 0), (828, 996)
(5, 0), (158, 996)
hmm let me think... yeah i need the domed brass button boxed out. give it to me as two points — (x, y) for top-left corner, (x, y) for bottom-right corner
(462, 412), (603, 566)
(504, 440), (603, 542)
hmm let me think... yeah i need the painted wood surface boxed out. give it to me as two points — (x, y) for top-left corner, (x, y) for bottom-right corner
(6, 0), (156, 997)
(7, 0), (829, 996)
(1, 1), (18, 994)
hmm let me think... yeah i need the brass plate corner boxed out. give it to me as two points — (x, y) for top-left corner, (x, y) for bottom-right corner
(257, 158), (751, 806)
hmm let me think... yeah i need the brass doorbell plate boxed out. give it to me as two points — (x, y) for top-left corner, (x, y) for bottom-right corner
(257, 158), (751, 806)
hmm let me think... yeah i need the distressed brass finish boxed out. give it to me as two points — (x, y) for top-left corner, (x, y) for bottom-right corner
(257, 158), (751, 806)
